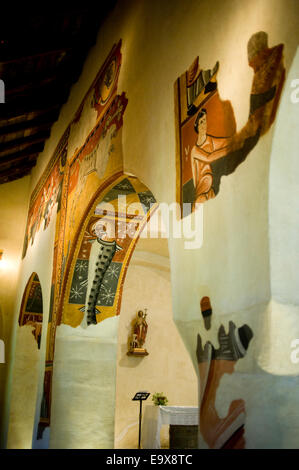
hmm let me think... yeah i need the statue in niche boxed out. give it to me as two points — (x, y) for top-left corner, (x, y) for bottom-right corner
(127, 309), (149, 356)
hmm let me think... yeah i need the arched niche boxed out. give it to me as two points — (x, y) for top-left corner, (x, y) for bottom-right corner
(46, 174), (162, 448)
(18, 273), (43, 348)
(113, 209), (198, 448)
(7, 273), (43, 448)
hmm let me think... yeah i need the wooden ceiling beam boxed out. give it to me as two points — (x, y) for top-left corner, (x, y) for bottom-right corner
(0, 105), (60, 129)
(0, 131), (49, 156)
(0, 162), (36, 180)
(4, 80), (71, 105)
(0, 109), (59, 136)
(0, 122), (54, 144)
(0, 143), (44, 166)
(0, 47), (72, 67)
(5, 77), (60, 97)
(0, 168), (34, 184)
(1, 54), (85, 93)
(0, 90), (69, 120)
(0, 154), (37, 172)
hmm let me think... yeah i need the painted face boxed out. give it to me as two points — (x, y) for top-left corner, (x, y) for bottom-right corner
(197, 114), (207, 134)
(94, 219), (115, 240)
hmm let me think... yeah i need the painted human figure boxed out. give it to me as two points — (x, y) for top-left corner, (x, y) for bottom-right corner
(133, 310), (148, 348)
(190, 31), (285, 209)
(191, 109), (232, 204)
(83, 219), (121, 326)
(197, 318), (253, 448)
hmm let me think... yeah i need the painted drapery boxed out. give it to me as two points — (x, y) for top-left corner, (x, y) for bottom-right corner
(175, 31), (285, 216)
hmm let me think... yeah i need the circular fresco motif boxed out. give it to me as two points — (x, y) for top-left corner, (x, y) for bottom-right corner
(98, 58), (117, 105)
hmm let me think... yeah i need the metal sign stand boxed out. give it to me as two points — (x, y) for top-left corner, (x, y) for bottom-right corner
(132, 391), (150, 449)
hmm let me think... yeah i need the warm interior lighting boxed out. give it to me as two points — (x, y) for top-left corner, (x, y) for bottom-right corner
(0, 251), (7, 270)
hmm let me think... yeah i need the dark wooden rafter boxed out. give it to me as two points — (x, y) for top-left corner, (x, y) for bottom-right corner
(0, 155), (37, 173)
(0, 105), (61, 129)
(0, 163), (35, 182)
(0, 130), (50, 155)
(0, 143), (45, 165)
(0, 153), (39, 170)
(0, 3), (117, 184)
(5, 77), (63, 97)
(0, 109), (59, 137)
(0, 123), (54, 146)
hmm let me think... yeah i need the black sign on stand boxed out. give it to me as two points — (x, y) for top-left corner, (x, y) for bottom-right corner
(132, 391), (150, 449)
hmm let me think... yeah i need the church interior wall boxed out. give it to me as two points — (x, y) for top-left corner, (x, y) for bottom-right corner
(114, 236), (197, 449)
(1, 0), (299, 449)
(0, 177), (31, 447)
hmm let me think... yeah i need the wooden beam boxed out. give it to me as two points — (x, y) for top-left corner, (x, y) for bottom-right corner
(0, 143), (45, 163)
(0, 156), (37, 172)
(0, 122), (54, 144)
(0, 169), (33, 184)
(0, 87), (70, 120)
(0, 105), (60, 129)
(0, 131), (49, 156)
(0, 162), (35, 180)
(0, 109), (58, 136)
(0, 151), (39, 167)
(5, 77), (59, 97)
(0, 47), (71, 67)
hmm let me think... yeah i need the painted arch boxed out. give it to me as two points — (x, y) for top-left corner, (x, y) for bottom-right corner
(18, 272), (43, 348)
(37, 173), (158, 437)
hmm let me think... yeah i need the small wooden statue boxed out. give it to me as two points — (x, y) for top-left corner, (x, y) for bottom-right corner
(127, 309), (149, 356)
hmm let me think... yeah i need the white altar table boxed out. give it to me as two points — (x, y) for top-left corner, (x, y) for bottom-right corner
(142, 405), (198, 449)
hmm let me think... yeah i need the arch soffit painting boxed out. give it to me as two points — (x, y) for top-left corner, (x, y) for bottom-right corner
(61, 173), (158, 328)
(18, 272), (43, 349)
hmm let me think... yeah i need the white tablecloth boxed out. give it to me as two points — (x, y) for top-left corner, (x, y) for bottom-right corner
(142, 405), (198, 449)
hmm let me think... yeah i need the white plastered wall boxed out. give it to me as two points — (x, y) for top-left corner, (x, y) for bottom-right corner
(4, 0), (299, 449)
(114, 236), (197, 449)
(5, 210), (57, 448)
(0, 176), (31, 448)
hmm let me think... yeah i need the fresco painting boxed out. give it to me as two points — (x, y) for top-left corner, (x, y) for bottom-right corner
(15, 28), (287, 446)
(32, 41), (158, 438)
(176, 32), (286, 449)
(175, 31), (285, 216)
(63, 175), (157, 328)
(197, 297), (253, 449)
(22, 138), (68, 259)
(18, 273), (43, 348)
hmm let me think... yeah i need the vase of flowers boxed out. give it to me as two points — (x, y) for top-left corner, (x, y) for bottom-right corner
(152, 392), (168, 406)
